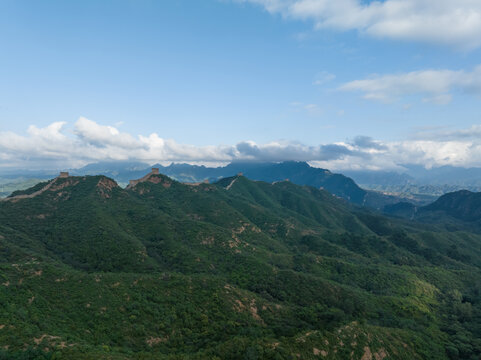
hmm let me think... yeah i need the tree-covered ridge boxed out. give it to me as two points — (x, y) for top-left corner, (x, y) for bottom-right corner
(0, 174), (480, 359)
(422, 190), (481, 222)
(384, 190), (481, 233)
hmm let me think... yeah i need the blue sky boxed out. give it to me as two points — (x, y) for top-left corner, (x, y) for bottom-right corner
(1, 0), (481, 170)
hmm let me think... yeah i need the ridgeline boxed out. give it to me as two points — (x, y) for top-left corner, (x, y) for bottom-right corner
(0, 171), (480, 359)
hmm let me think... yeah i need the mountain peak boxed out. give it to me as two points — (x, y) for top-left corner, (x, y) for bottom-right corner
(4, 174), (120, 203)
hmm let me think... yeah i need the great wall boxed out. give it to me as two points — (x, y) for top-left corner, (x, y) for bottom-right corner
(1, 168), (216, 202)
(2, 168), (165, 201)
(1, 172), (70, 202)
(126, 168), (160, 189)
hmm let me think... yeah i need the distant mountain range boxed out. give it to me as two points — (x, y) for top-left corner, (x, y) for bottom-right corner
(71, 161), (421, 209)
(4, 161), (481, 210)
(344, 165), (481, 198)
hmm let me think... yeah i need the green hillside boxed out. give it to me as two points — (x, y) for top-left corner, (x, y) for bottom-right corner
(0, 174), (480, 359)
(384, 190), (481, 234)
(422, 190), (481, 223)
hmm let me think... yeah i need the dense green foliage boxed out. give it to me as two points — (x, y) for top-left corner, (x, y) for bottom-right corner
(422, 190), (481, 222)
(0, 178), (49, 199)
(384, 190), (481, 234)
(1, 174), (481, 359)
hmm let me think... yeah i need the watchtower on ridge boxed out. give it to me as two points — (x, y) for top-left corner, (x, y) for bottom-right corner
(127, 168), (160, 189)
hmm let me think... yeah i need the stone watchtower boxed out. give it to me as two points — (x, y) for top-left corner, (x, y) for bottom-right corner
(59, 172), (69, 178)
(127, 168), (161, 189)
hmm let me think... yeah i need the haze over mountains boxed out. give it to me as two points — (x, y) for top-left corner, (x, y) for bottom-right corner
(344, 166), (481, 198)
(385, 190), (481, 227)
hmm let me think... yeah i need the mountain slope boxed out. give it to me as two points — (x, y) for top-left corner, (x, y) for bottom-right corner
(422, 190), (481, 222)
(0, 173), (480, 359)
(149, 161), (408, 209)
(385, 190), (481, 229)
(2, 161), (412, 209)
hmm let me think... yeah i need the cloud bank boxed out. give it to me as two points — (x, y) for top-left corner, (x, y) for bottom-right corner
(339, 65), (481, 103)
(2, 117), (481, 171)
(237, 0), (481, 49)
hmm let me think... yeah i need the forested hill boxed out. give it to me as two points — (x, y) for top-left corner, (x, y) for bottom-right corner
(2, 161), (416, 209)
(212, 161), (367, 205)
(75, 160), (408, 209)
(75, 160), (368, 204)
(422, 190), (481, 222)
(384, 190), (481, 229)
(0, 173), (480, 359)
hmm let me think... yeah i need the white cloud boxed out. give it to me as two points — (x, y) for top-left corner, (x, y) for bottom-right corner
(339, 65), (481, 103)
(304, 103), (323, 116)
(313, 71), (336, 85)
(2, 117), (481, 171)
(237, 0), (481, 49)
(0, 117), (356, 168)
(290, 102), (324, 116)
(422, 94), (453, 105)
(311, 139), (481, 171)
(410, 124), (481, 141)
(75, 117), (141, 149)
